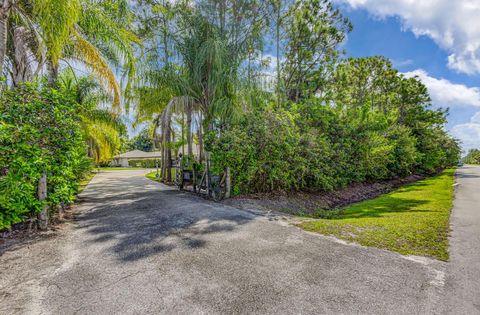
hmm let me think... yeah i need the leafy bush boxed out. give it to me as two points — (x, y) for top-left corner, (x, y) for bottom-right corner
(126, 128), (154, 152)
(207, 108), (303, 194)
(386, 125), (419, 177)
(127, 159), (159, 168)
(209, 94), (460, 196)
(0, 83), (90, 230)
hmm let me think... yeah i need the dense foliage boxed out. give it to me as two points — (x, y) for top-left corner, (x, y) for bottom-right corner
(0, 0), (136, 229)
(208, 58), (460, 194)
(0, 84), (91, 229)
(126, 128), (155, 152)
(128, 159), (158, 168)
(58, 72), (126, 164)
(133, 0), (460, 195)
(463, 149), (480, 164)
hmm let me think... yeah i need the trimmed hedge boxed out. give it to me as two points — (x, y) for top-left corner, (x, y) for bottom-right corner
(127, 159), (159, 168)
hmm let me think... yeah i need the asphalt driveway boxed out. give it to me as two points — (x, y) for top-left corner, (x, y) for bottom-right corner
(444, 165), (480, 314)
(0, 168), (476, 314)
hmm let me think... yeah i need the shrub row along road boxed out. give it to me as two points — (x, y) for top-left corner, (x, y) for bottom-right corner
(1, 168), (479, 314)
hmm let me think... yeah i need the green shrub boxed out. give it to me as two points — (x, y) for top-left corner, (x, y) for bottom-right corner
(209, 96), (460, 196)
(0, 83), (90, 230)
(386, 125), (419, 177)
(127, 159), (159, 168)
(207, 108), (303, 194)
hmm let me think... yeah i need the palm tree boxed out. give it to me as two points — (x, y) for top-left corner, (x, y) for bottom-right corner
(174, 13), (240, 126)
(59, 71), (125, 164)
(0, 0), (11, 76)
(160, 14), (241, 186)
(69, 0), (141, 107)
(136, 5), (256, 187)
(1, 0), (140, 109)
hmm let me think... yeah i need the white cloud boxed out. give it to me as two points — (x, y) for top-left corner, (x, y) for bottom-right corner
(336, 0), (480, 74)
(403, 69), (480, 108)
(393, 59), (414, 67)
(402, 69), (480, 151)
(451, 115), (480, 152)
(471, 112), (480, 124)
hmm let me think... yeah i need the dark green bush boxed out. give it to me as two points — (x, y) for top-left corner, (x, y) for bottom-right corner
(0, 83), (91, 230)
(208, 96), (460, 196)
(127, 159), (159, 168)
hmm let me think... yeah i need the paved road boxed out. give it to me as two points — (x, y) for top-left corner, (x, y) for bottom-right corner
(0, 168), (476, 314)
(443, 165), (480, 314)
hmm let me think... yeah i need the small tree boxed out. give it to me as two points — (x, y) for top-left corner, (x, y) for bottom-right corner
(283, 0), (352, 102)
(127, 128), (155, 152)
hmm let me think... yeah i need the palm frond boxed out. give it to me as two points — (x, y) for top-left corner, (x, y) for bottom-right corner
(72, 29), (121, 109)
(31, 0), (80, 65)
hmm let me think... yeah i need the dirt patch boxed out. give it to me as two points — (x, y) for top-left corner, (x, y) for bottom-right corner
(0, 205), (79, 254)
(223, 174), (425, 216)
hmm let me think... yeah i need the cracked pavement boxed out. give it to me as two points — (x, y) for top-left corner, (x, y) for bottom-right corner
(1, 168), (478, 314)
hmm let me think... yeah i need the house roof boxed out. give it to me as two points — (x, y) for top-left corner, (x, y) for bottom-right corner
(114, 150), (162, 159)
(115, 145), (201, 160)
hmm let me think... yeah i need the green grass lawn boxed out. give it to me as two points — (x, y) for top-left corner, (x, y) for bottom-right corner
(145, 169), (176, 182)
(146, 171), (161, 181)
(78, 171), (97, 194)
(299, 169), (455, 261)
(98, 167), (148, 171)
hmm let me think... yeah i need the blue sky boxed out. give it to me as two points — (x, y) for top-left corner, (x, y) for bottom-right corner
(343, 10), (480, 87)
(334, 0), (480, 153)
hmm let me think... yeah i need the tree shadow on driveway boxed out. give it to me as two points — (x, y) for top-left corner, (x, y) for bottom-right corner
(75, 181), (256, 262)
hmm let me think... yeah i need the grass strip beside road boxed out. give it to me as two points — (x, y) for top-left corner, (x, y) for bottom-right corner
(146, 171), (161, 182)
(78, 171), (97, 194)
(299, 169), (456, 261)
(145, 169), (176, 182)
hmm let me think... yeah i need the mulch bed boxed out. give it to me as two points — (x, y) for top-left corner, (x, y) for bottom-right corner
(0, 204), (78, 249)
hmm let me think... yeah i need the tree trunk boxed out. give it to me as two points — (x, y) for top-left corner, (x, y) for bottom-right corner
(399, 102), (404, 125)
(225, 167), (231, 199)
(161, 120), (172, 184)
(0, 0), (10, 76)
(197, 115), (204, 162)
(47, 60), (59, 86)
(12, 26), (32, 85)
(219, 0), (226, 36)
(186, 104), (193, 157)
(205, 151), (211, 197)
(160, 138), (166, 182)
(276, 0), (281, 107)
(162, 8), (169, 66)
(205, 122), (214, 197)
(181, 112), (185, 156)
(165, 126), (172, 183)
(37, 172), (48, 230)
